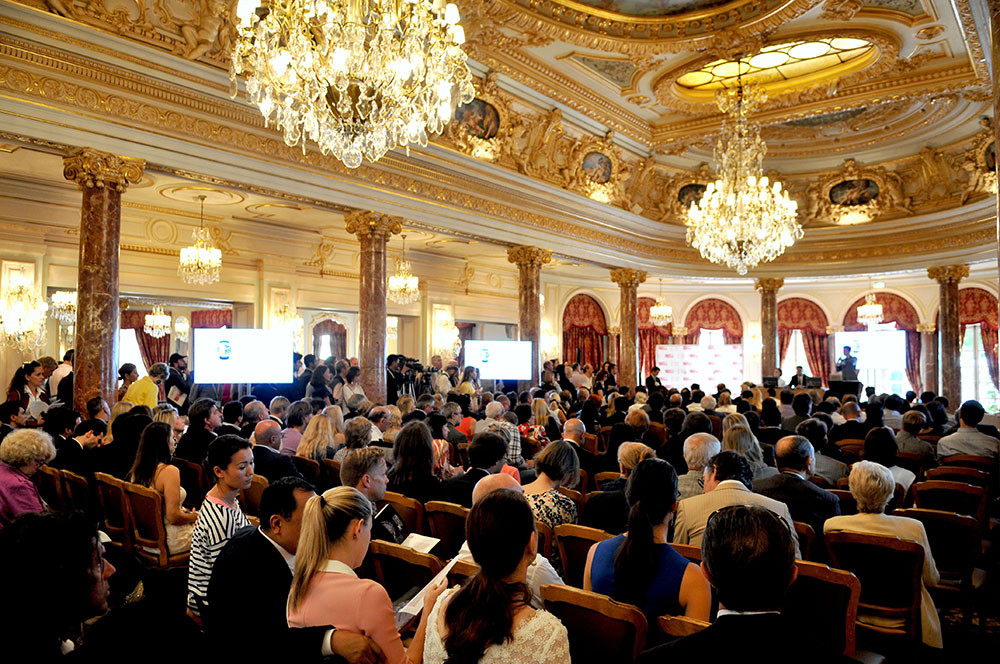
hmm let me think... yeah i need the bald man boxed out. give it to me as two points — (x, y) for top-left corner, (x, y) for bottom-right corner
(560, 417), (599, 477)
(753, 435), (840, 537)
(456, 473), (562, 607)
(252, 420), (301, 482)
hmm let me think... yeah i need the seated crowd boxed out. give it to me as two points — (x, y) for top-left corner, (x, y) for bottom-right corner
(1, 352), (997, 661)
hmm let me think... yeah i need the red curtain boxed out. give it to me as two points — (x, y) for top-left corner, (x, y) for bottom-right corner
(120, 310), (171, 370)
(638, 297), (672, 377)
(981, 326), (999, 389)
(843, 292), (921, 393)
(562, 294), (607, 368)
(456, 322), (476, 367)
(312, 319), (347, 360)
(959, 287), (1000, 389)
(778, 329), (792, 365)
(683, 298), (742, 345)
(191, 309), (232, 328)
(777, 298), (830, 383)
(801, 330), (831, 387)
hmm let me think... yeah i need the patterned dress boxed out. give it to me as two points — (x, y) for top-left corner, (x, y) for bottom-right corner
(525, 488), (577, 574)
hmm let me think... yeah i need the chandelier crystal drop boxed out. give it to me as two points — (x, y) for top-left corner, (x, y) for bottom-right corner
(49, 290), (77, 325)
(230, 0), (475, 169)
(179, 196), (222, 285)
(857, 292), (884, 329)
(273, 303), (305, 350)
(649, 278), (672, 327)
(0, 280), (48, 352)
(144, 306), (172, 339)
(685, 78), (802, 275)
(388, 235), (420, 305)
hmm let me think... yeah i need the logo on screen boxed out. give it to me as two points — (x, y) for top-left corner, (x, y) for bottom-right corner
(480, 348), (490, 363)
(217, 340), (231, 360)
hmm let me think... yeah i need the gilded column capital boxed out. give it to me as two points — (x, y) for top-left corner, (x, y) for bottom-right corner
(63, 148), (144, 191)
(825, 324), (845, 335)
(607, 326), (621, 336)
(610, 268), (647, 288)
(506, 246), (552, 268)
(344, 210), (403, 240)
(754, 277), (784, 293)
(673, 326), (689, 336)
(916, 322), (937, 334)
(927, 265), (970, 283)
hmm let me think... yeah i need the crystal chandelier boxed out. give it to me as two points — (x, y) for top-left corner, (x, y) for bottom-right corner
(0, 279), (47, 352)
(856, 292), (883, 329)
(649, 279), (672, 327)
(273, 303), (304, 350)
(386, 315), (399, 339)
(231, 0), (475, 169)
(144, 306), (172, 339)
(388, 235), (420, 304)
(685, 76), (801, 275)
(174, 315), (190, 343)
(49, 290), (77, 325)
(179, 195), (222, 285)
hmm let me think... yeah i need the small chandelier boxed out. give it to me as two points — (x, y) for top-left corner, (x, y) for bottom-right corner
(174, 315), (190, 343)
(0, 279), (48, 352)
(144, 306), (172, 339)
(386, 315), (399, 340)
(179, 195), (222, 285)
(685, 74), (801, 275)
(49, 290), (77, 325)
(857, 291), (883, 329)
(433, 311), (461, 359)
(273, 303), (304, 350)
(388, 235), (420, 305)
(649, 279), (672, 327)
(231, 0), (475, 169)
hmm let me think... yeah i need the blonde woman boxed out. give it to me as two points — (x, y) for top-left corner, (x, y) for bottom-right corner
(595, 441), (656, 491)
(382, 405), (402, 445)
(322, 405), (347, 448)
(722, 425), (776, 481)
(716, 391), (737, 414)
(396, 395), (415, 418)
(287, 487), (445, 664)
(297, 414), (337, 462)
(721, 413), (749, 436)
(103, 401), (133, 444)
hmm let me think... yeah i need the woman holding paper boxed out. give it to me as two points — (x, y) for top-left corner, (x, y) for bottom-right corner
(288, 486), (445, 664)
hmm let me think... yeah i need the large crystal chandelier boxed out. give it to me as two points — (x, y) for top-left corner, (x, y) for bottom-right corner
(856, 292), (883, 329)
(231, 0), (475, 169)
(144, 306), (172, 339)
(388, 235), (420, 304)
(179, 196), (222, 285)
(685, 76), (801, 275)
(649, 278), (672, 327)
(49, 290), (77, 325)
(0, 279), (47, 352)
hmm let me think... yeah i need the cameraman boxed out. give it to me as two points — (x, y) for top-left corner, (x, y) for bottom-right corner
(386, 354), (402, 405)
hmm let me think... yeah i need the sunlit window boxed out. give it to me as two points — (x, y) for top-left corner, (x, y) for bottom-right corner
(960, 324), (1000, 411)
(699, 328), (725, 346)
(317, 333), (332, 360)
(780, 329), (813, 379)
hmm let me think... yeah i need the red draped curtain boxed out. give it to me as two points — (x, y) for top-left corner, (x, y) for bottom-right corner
(562, 294), (607, 368)
(638, 297), (672, 378)
(456, 322), (476, 367)
(312, 319), (347, 360)
(120, 310), (171, 370)
(683, 298), (743, 345)
(191, 309), (232, 329)
(959, 287), (999, 389)
(778, 298), (830, 386)
(843, 292), (921, 393)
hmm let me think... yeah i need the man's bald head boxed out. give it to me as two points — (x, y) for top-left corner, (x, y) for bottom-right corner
(254, 420), (281, 450)
(774, 435), (814, 473)
(472, 473), (523, 505)
(563, 418), (585, 442)
(841, 401), (861, 419)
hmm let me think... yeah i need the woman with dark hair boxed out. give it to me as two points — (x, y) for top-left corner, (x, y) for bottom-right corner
(864, 400), (884, 431)
(584, 458), (710, 620)
(305, 364), (329, 399)
(602, 362), (617, 390)
(6, 361), (47, 420)
(863, 427), (915, 492)
(422, 489), (570, 663)
(116, 363), (138, 402)
(579, 399), (600, 434)
(388, 421), (445, 503)
(924, 401), (948, 437)
(427, 412), (459, 479)
(459, 366), (478, 396)
(553, 364), (573, 394)
(127, 421), (197, 554)
(339, 366), (365, 405)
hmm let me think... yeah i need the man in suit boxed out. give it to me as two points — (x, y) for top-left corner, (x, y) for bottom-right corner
(164, 353), (193, 415)
(252, 420), (301, 481)
(0, 401), (26, 443)
(671, 451), (800, 557)
(756, 404), (795, 447)
(602, 408), (650, 472)
(754, 435), (840, 538)
(214, 401), (243, 437)
(385, 354), (402, 405)
(207, 478), (383, 662)
(51, 418), (106, 476)
(268, 396), (289, 428)
(677, 432), (720, 500)
(42, 406), (81, 464)
(788, 365), (809, 388)
(239, 401), (268, 439)
(439, 432), (506, 507)
(796, 418), (848, 486)
(645, 366), (663, 394)
(938, 399), (1000, 459)
(560, 418), (599, 478)
(173, 398), (221, 465)
(828, 401), (866, 445)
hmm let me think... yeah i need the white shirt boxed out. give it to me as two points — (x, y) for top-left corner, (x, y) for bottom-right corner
(49, 363), (72, 399)
(370, 427), (384, 442)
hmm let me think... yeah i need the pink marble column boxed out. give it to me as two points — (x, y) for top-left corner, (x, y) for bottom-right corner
(993, 2), (1000, 290)
(346, 211), (401, 403)
(507, 246), (551, 388)
(928, 265), (969, 407)
(755, 278), (783, 379)
(917, 323), (938, 396)
(611, 268), (646, 390)
(63, 148), (144, 413)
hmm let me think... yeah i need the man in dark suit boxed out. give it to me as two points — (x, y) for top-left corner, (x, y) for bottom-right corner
(440, 432), (506, 507)
(827, 401), (867, 445)
(164, 353), (193, 415)
(173, 398), (220, 465)
(51, 418), (106, 476)
(214, 401), (243, 437)
(560, 418), (599, 478)
(207, 478), (383, 662)
(756, 405), (795, 447)
(43, 406), (81, 465)
(788, 365), (809, 388)
(0, 401), (25, 443)
(645, 367), (663, 393)
(385, 354), (402, 405)
(753, 435), (840, 538)
(251, 420), (301, 481)
(238, 400), (269, 439)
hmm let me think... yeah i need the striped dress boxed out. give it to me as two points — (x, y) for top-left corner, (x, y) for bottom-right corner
(186, 494), (251, 616)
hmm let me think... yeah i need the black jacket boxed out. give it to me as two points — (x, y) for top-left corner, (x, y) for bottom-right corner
(581, 489), (628, 535)
(174, 427), (217, 466)
(828, 419), (867, 445)
(438, 467), (490, 508)
(252, 444), (301, 482)
(753, 471), (841, 538)
(164, 368), (192, 415)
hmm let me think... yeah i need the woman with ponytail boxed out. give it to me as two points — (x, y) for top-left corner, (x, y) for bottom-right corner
(288, 486), (445, 664)
(583, 458), (711, 621)
(422, 488), (570, 663)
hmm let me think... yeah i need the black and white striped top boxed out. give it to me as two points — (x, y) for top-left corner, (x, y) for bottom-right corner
(186, 496), (251, 616)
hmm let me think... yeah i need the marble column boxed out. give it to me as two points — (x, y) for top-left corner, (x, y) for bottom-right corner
(928, 265), (969, 408)
(916, 322), (938, 396)
(755, 278), (783, 379)
(607, 326), (620, 367)
(346, 211), (402, 403)
(826, 325), (844, 379)
(62, 148), (144, 413)
(506, 246), (551, 388)
(993, 2), (1000, 287)
(611, 268), (646, 390)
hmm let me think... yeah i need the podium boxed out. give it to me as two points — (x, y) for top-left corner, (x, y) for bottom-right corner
(829, 379), (862, 398)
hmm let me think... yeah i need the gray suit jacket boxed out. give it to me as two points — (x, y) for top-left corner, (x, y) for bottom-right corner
(671, 479), (801, 557)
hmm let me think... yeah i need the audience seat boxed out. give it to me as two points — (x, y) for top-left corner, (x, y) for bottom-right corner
(911, 480), (988, 523)
(290, 456), (321, 486)
(171, 457), (207, 509)
(521, 437), (542, 461)
(541, 583), (648, 663)
(583, 433), (599, 455)
(894, 452), (925, 480)
(829, 489), (858, 515)
(917, 434), (941, 444)
(381, 491), (425, 534)
(597, 426), (612, 453)
(240, 474), (268, 518)
(793, 521), (816, 561)
(784, 560), (861, 657)
(447, 558), (480, 587)
(369, 540), (444, 603)
(594, 471), (621, 488)
(60, 469), (91, 515)
(456, 443), (469, 468)
(424, 500), (470, 559)
(940, 454), (995, 474)
(670, 543), (702, 563)
(94, 472), (132, 553)
(646, 422), (667, 448)
(558, 486), (586, 520)
(925, 466), (991, 489)
(320, 458), (342, 490)
(122, 482), (190, 570)
(577, 469), (589, 494)
(554, 523), (612, 588)
(656, 614), (709, 639)
(36, 465), (64, 511)
(837, 440), (865, 463)
(535, 520), (553, 560)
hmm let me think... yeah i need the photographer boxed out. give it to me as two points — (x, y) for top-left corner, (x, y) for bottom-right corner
(386, 355), (402, 405)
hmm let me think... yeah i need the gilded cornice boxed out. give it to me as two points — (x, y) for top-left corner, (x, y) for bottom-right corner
(62, 147), (144, 190)
(506, 245), (552, 268)
(951, 0), (991, 86)
(610, 268), (646, 288)
(755, 278), (785, 293)
(344, 211), (403, 240)
(927, 264), (971, 283)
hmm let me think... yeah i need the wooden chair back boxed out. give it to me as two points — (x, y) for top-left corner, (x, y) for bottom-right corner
(240, 474), (269, 517)
(94, 472), (131, 552)
(369, 540), (444, 602)
(541, 583), (648, 662)
(824, 531), (924, 642)
(597, 426), (612, 453)
(123, 481), (189, 569)
(583, 433), (599, 455)
(911, 480), (988, 523)
(916, 434), (941, 444)
(36, 465), (64, 511)
(171, 457), (207, 509)
(447, 558), (480, 586)
(594, 471), (622, 488)
(657, 615), (710, 639)
(892, 508), (981, 591)
(886, 483), (906, 513)
(646, 422), (667, 447)
(576, 469), (589, 494)
(557, 485), (586, 520)
(424, 500), (470, 559)
(784, 560), (861, 656)
(925, 466), (991, 488)
(381, 491), (425, 534)
(320, 458), (342, 490)
(837, 440), (865, 463)
(456, 443), (470, 468)
(670, 542), (702, 563)
(940, 454), (995, 473)
(894, 452), (925, 480)
(793, 521), (816, 561)
(554, 523), (612, 588)
(829, 489), (858, 515)
(291, 455), (321, 486)
(521, 437), (542, 461)
(60, 469), (91, 514)
(535, 520), (553, 560)
(708, 415), (722, 440)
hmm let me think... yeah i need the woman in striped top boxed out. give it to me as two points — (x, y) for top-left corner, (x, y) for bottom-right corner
(186, 434), (254, 622)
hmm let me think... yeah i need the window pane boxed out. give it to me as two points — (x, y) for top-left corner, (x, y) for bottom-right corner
(780, 329), (812, 379)
(318, 334), (332, 360)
